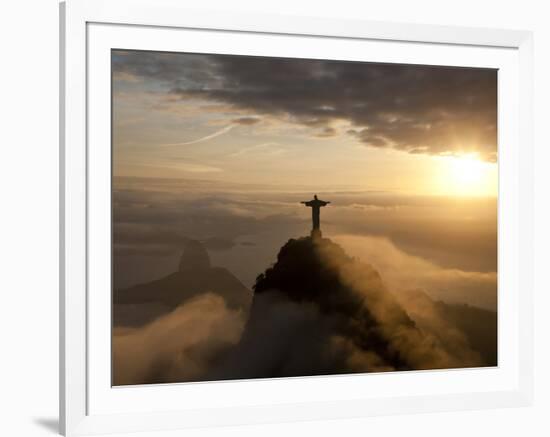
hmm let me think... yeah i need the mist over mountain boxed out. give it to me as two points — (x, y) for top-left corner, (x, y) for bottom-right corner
(113, 239), (252, 327)
(209, 235), (484, 381)
(110, 49), (498, 386)
(394, 288), (497, 367)
(112, 235), (496, 385)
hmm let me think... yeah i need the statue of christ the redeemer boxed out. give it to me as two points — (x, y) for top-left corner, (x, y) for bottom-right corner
(301, 194), (330, 236)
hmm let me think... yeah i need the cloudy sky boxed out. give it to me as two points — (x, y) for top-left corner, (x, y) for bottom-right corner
(112, 49), (498, 309)
(113, 50), (497, 196)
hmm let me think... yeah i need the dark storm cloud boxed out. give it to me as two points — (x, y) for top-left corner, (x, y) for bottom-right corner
(113, 50), (497, 161)
(112, 50), (221, 89)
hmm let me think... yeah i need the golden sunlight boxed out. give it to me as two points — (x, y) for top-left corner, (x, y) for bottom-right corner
(434, 154), (497, 197)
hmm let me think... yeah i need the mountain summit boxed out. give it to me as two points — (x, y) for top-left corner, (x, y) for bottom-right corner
(248, 236), (415, 372)
(215, 235), (483, 380)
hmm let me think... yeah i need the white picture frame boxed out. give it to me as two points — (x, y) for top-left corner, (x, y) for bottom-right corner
(60, 0), (534, 435)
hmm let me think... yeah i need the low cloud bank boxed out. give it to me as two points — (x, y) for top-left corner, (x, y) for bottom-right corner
(113, 293), (245, 385)
(113, 236), (494, 385)
(333, 234), (497, 310)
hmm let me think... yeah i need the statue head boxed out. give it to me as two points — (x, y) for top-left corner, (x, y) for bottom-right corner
(314, 194), (318, 200)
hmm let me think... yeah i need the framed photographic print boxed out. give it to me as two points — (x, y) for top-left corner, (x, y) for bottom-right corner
(60, 0), (534, 435)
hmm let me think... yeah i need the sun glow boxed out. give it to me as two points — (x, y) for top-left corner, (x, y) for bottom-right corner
(435, 154), (497, 197)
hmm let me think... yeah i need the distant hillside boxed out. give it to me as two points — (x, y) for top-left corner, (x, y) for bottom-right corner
(436, 301), (497, 366)
(113, 240), (252, 327)
(395, 288), (497, 367)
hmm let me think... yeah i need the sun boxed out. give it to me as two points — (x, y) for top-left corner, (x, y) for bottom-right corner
(450, 155), (486, 185)
(435, 154), (497, 197)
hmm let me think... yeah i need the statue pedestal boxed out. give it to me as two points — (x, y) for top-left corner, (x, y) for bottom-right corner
(310, 229), (323, 239)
